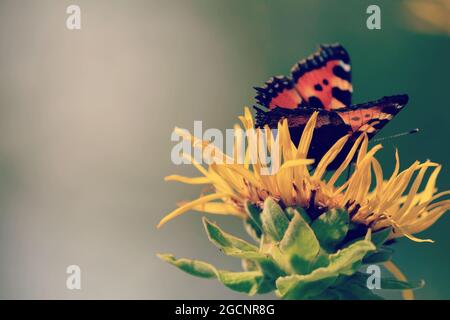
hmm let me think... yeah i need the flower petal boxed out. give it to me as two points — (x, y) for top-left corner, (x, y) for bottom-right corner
(158, 193), (230, 228)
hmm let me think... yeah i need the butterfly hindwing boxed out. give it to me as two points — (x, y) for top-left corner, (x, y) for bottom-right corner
(254, 106), (351, 157)
(291, 44), (352, 110)
(336, 94), (409, 139)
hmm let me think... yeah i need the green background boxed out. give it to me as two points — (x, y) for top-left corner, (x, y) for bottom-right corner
(0, 0), (448, 299)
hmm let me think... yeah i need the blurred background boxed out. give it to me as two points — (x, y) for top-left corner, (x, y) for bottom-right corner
(0, 0), (448, 299)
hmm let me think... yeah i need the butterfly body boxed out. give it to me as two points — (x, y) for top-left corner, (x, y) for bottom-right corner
(254, 44), (408, 169)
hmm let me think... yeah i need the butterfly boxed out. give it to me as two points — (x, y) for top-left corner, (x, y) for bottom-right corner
(253, 43), (408, 170)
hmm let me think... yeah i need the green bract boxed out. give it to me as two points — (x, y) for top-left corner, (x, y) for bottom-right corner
(158, 197), (423, 299)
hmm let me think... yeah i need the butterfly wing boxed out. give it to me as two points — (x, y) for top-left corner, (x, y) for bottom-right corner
(254, 106), (351, 166)
(254, 94), (408, 170)
(254, 76), (303, 110)
(336, 94), (409, 139)
(291, 44), (352, 110)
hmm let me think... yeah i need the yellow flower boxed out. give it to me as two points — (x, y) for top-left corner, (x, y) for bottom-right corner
(158, 107), (449, 243)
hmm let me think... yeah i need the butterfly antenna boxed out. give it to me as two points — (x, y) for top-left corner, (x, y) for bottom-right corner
(372, 128), (420, 143)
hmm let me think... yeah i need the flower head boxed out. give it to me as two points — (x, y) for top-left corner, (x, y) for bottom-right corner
(159, 107), (449, 243)
(158, 107), (450, 300)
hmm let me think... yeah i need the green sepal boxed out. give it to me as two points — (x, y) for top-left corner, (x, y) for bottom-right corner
(217, 271), (263, 295)
(157, 253), (217, 278)
(243, 218), (261, 242)
(284, 206), (311, 222)
(158, 253), (264, 295)
(275, 233), (376, 299)
(363, 247), (394, 264)
(380, 278), (425, 290)
(371, 227), (392, 247)
(245, 201), (263, 230)
(280, 212), (320, 274)
(203, 218), (259, 256)
(276, 273), (337, 300)
(294, 206), (312, 224)
(314, 274), (384, 300)
(328, 274), (384, 300)
(260, 197), (289, 242)
(346, 226), (393, 248)
(334, 230), (376, 275)
(351, 272), (425, 290)
(203, 218), (285, 286)
(311, 208), (349, 251)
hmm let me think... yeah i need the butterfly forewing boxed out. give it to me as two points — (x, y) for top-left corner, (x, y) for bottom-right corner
(291, 44), (353, 110)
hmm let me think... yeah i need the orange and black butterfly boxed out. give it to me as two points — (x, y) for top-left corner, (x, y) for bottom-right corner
(254, 43), (408, 169)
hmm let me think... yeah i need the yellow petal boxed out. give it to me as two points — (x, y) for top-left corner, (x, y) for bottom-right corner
(371, 158), (384, 197)
(157, 193), (229, 228)
(419, 165), (441, 203)
(385, 215), (434, 243)
(164, 175), (211, 185)
(181, 153), (233, 194)
(356, 134), (369, 165)
(313, 134), (349, 180)
(396, 162), (438, 222)
(191, 202), (243, 216)
(328, 134), (365, 187)
(279, 158), (315, 171)
(296, 111), (318, 159)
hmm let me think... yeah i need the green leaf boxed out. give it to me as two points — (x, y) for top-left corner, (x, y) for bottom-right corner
(351, 272), (424, 290)
(276, 235), (376, 299)
(203, 218), (285, 282)
(158, 253), (264, 295)
(334, 284), (384, 300)
(245, 201), (262, 229)
(243, 218), (261, 242)
(380, 278), (425, 290)
(363, 247), (394, 264)
(242, 258), (284, 294)
(280, 213), (320, 274)
(203, 218), (258, 255)
(284, 207), (296, 220)
(276, 273), (337, 300)
(342, 272), (424, 293)
(313, 248), (331, 269)
(331, 232), (375, 276)
(346, 227), (393, 249)
(157, 253), (217, 278)
(260, 197), (289, 242)
(329, 274), (383, 300)
(217, 271), (263, 295)
(371, 227), (392, 247)
(313, 280), (384, 300)
(284, 207), (310, 222)
(293, 206), (312, 224)
(311, 208), (349, 251)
